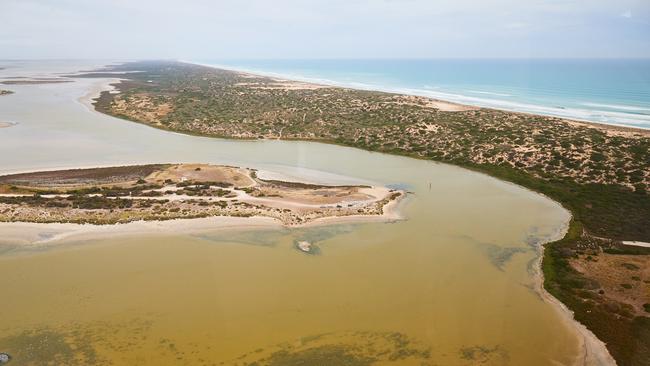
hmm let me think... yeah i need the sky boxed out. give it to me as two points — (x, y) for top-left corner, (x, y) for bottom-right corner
(1, 0), (649, 59)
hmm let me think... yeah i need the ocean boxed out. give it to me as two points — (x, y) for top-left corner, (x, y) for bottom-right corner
(195, 59), (650, 129)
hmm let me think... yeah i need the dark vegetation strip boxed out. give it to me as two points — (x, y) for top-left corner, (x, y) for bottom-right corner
(0, 164), (169, 186)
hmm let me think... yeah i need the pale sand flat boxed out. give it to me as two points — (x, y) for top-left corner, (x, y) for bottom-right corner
(0, 216), (281, 247)
(622, 240), (650, 248)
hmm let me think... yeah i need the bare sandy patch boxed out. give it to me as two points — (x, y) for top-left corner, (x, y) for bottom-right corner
(424, 99), (478, 112)
(564, 119), (650, 139)
(389, 95), (478, 112)
(111, 93), (173, 124)
(147, 164), (255, 187)
(571, 253), (650, 316)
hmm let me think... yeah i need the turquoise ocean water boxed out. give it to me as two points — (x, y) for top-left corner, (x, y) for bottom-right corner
(195, 59), (650, 129)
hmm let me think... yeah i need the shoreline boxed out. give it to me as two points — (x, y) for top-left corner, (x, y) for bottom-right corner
(0, 195), (405, 248)
(184, 60), (649, 133)
(532, 218), (618, 366)
(77, 76), (122, 112)
(0, 216), (281, 247)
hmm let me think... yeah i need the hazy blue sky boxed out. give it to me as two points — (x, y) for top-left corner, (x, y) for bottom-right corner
(1, 0), (649, 59)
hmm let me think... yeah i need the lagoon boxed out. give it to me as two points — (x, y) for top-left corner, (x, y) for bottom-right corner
(0, 61), (587, 365)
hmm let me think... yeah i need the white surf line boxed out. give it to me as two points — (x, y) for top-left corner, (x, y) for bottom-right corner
(182, 60), (650, 131)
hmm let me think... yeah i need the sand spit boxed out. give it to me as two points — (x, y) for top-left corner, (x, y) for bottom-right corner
(77, 77), (123, 110)
(0, 197), (404, 248)
(0, 163), (407, 246)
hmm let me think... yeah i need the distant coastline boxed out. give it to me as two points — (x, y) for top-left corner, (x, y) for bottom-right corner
(187, 59), (650, 130)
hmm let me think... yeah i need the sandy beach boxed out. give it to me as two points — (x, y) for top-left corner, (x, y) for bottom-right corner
(77, 77), (122, 110)
(188, 61), (483, 114)
(188, 61), (649, 137)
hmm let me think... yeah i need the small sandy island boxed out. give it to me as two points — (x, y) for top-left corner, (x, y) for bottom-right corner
(0, 122), (16, 129)
(0, 89), (14, 96)
(0, 163), (405, 244)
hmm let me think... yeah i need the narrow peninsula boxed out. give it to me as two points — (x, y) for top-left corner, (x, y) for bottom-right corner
(0, 164), (403, 226)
